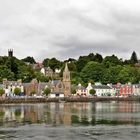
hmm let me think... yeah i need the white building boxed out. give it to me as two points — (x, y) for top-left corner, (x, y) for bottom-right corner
(49, 92), (64, 98)
(132, 84), (140, 95)
(86, 82), (116, 96)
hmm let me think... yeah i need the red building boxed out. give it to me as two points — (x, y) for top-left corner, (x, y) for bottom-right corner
(120, 84), (133, 96)
(116, 83), (133, 96)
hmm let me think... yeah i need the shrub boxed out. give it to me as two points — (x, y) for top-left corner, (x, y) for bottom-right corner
(14, 87), (21, 95)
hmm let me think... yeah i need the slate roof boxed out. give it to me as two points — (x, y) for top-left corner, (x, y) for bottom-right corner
(51, 92), (64, 94)
(91, 85), (112, 89)
(76, 85), (86, 90)
(51, 80), (61, 86)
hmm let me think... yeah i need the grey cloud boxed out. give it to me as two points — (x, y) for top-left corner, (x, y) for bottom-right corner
(0, 0), (140, 61)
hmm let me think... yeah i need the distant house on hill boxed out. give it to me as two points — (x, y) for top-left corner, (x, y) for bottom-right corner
(40, 67), (61, 78)
(33, 63), (44, 70)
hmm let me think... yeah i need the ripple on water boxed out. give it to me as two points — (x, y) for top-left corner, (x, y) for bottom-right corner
(0, 125), (140, 140)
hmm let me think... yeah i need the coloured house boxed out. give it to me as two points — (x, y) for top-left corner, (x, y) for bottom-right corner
(2, 79), (24, 96)
(120, 84), (133, 96)
(76, 83), (87, 96)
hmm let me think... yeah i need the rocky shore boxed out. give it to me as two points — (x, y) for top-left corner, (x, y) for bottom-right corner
(0, 96), (140, 104)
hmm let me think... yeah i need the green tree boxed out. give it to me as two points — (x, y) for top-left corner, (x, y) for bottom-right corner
(89, 89), (96, 96)
(103, 55), (122, 68)
(130, 51), (138, 64)
(71, 87), (76, 95)
(80, 61), (104, 83)
(43, 87), (51, 96)
(22, 56), (36, 64)
(47, 58), (62, 71)
(76, 56), (89, 72)
(0, 66), (14, 80)
(43, 58), (50, 67)
(102, 65), (122, 84)
(35, 72), (49, 82)
(94, 53), (103, 63)
(0, 88), (5, 96)
(14, 87), (21, 95)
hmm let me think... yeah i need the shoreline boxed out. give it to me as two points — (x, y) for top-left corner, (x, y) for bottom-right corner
(0, 96), (140, 104)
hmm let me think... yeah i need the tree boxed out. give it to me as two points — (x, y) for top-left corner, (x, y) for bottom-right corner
(43, 58), (50, 67)
(76, 56), (89, 72)
(80, 61), (104, 83)
(130, 51), (138, 64)
(89, 89), (96, 96)
(35, 72), (49, 82)
(102, 65), (122, 84)
(45, 58), (62, 71)
(0, 88), (5, 96)
(103, 55), (122, 68)
(43, 87), (51, 96)
(0, 66), (15, 80)
(22, 56), (36, 64)
(71, 87), (76, 95)
(94, 53), (103, 63)
(14, 87), (21, 96)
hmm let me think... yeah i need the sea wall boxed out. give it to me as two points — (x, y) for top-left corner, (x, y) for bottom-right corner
(0, 96), (140, 104)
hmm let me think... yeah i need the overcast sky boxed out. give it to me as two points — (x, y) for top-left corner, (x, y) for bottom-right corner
(0, 0), (140, 61)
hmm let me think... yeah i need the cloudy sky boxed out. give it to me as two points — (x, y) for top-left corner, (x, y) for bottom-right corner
(0, 0), (140, 61)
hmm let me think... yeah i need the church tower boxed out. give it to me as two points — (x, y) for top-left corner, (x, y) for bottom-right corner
(8, 49), (13, 57)
(63, 63), (71, 97)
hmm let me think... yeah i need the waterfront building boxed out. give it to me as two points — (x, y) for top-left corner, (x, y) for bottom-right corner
(49, 80), (64, 97)
(117, 83), (133, 96)
(3, 79), (24, 96)
(132, 84), (140, 95)
(76, 83), (87, 96)
(86, 82), (115, 96)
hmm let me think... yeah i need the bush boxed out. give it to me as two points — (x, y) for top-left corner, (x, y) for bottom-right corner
(0, 88), (5, 96)
(14, 87), (21, 95)
(43, 87), (51, 96)
(89, 89), (96, 96)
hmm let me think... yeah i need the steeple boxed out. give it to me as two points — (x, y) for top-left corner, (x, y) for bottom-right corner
(63, 63), (71, 96)
(64, 62), (69, 72)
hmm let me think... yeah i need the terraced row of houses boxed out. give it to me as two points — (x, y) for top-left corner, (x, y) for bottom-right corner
(1, 79), (140, 98)
(75, 82), (140, 97)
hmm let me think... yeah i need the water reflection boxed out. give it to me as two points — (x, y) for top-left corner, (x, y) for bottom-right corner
(0, 102), (140, 127)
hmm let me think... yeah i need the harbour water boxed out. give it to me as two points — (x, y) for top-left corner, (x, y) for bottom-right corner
(0, 102), (140, 140)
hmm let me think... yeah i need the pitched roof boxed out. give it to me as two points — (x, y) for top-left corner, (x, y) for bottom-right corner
(51, 80), (61, 86)
(76, 85), (86, 90)
(92, 85), (112, 89)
